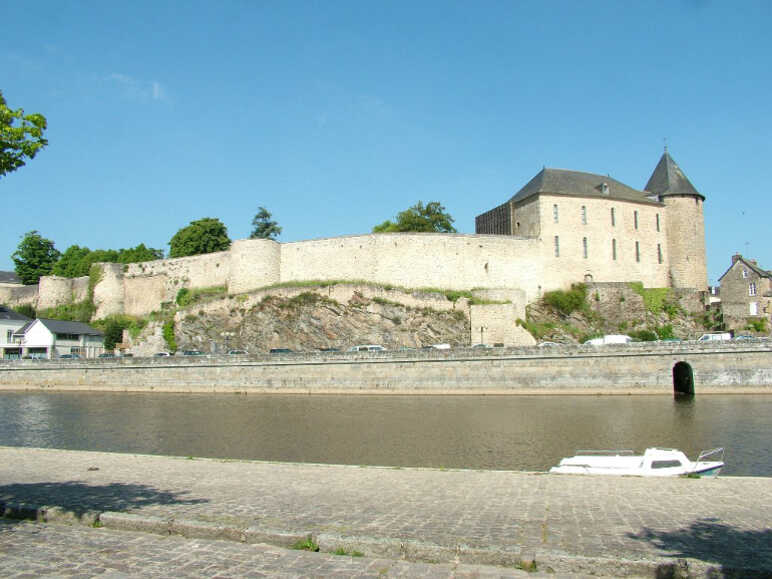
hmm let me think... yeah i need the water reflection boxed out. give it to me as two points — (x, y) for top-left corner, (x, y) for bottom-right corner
(0, 393), (768, 476)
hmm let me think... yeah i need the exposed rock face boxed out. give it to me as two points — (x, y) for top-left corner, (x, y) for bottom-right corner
(128, 286), (471, 355)
(526, 282), (706, 344)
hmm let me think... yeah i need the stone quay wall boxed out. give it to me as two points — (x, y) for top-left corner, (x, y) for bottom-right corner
(1, 342), (770, 395)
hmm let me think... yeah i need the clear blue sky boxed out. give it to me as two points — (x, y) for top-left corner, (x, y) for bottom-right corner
(2, 1), (770, 286)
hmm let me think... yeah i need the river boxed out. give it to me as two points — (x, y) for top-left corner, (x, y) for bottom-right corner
(0, 392), (768, 476)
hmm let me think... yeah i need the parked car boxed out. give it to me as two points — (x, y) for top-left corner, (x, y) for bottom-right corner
(227, 349), (248, 355)
(154, 352), (173, 357)
(697, 332), (732, 342)
(583, 334), (632, 346)
(182, 350), (205, 356)
(97, 353), (116, 358)
(59, 354), (80, 359)
(269, 348), (293, 354)
(347, 345), (386, 352)
(471, 343), (492, 349)
(538, 341), (560, 347)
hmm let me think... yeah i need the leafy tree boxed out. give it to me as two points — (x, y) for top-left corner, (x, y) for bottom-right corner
(52, 245), (92, 277)
(250, 206), (282, 240)
(168, 217), (231, 258)
(102, 320), (123, 350)
(372, 201), (456, 233)
(117, 243), (164, 263)
(12, 231), (60, 285)
(0, 90), (48, 178)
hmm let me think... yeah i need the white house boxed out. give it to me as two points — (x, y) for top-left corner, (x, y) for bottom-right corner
(0, 305), (32, 360)
(11, 318), (105, 359)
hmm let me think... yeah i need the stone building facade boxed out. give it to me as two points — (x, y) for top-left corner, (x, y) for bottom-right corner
(476, 151), (707, 292)
(718, 254), (772, 332)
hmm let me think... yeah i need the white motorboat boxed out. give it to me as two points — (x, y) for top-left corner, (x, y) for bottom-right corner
(549, 447), (724, 477)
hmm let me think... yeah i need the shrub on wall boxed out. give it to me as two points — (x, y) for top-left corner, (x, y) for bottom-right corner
(162, 320), (177, 352)
(542, 283), (587, 317)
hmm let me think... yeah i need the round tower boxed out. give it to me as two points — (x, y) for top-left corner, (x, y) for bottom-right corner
(644, 151), (707, 291)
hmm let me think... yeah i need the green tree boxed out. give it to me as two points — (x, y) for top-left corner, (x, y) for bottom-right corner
(250, 206), (282, 240)
(168, 217), (231, 258)
(372, 201), (456, 233)
(52, 245), (92, 277)
(0, 90), (48, 178)
(117, 243), (164, 263)
(12, 231), (60, 285)
(103, 319), (125, 351)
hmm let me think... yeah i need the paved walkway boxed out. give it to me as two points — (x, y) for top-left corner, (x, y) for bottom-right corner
(1, 447), (770, 577)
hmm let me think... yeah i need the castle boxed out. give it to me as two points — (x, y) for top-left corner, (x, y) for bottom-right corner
(0, 150), (707, 346)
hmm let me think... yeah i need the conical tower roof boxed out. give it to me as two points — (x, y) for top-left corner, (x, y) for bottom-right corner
(644, 151), (704, 200)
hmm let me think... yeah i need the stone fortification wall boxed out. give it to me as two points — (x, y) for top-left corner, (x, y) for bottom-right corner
(93, 264), (125, 319)
(97, 250), (232, 317)
(0, 283), (38, 308)
(470, 303), (535, 346)
(227, 239), (280, 294)
(37, 276), (89, 310)
(1, 342), (770, 394)
(279, 234), (544, 301)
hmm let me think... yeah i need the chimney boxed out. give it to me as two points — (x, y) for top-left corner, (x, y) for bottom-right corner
(732, 254), (742, 265)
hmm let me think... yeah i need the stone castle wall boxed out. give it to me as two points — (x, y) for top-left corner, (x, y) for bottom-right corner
(663, 196), (707, 291)
(5, 223), (700, 322)
(536, 194), (670, 292)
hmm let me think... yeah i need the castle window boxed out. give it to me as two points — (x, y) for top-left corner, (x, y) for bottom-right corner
(612, 239), (617, 261)
(749, 282), (757, 297)
(553, 204), (559, 223)
(582, 237), (588, 259)
(554, 235), (560, 257)
(635, 241), (640, 262)
(656, 213), (660, 232)
(742, 269), (748, 278)
(610, 207), (616, 227)
(750, 302), (758, 316)
(657, 244), (663, 264)
(581, 206), (587, 225)
(634, 210), (639, 230)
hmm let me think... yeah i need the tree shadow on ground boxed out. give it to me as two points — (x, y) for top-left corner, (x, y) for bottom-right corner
(0, 481), (208, 521)
(627, 517), (772, 578)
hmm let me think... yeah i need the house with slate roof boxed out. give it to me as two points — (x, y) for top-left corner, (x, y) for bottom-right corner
(0, 305), (32, 360)
(9, 318), (104, 359)
(475, 150), (707, 292)
(718, 254), (772, 333)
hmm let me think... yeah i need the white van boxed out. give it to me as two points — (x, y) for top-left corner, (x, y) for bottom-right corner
(583, 334), (633, 346)
(347, 344), (386, 352)
(697, 332), (732, 342)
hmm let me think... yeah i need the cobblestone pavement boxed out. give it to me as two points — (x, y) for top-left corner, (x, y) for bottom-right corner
(1, 447), (771, 577)
(0, 519), (541, 578)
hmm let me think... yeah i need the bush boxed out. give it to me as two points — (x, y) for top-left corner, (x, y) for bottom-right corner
(162, 321), (177, 351)
(176, 288), (192, 307)
(629, 329), (658, 342)
(542, 283), (587, 316)
(746, 318), (768, 333)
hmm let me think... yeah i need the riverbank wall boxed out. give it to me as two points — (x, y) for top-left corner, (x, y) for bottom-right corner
(1, 341), (771, 394)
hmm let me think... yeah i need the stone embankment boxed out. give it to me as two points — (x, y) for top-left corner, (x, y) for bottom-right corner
(1, 340), (771, 394)
(1, 447), (770, 577)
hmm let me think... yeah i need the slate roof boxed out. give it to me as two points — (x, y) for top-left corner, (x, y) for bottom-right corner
(718, 255), (772, 282)
(35, 319), (104, 336)
(0, 305), (31, 322)
(508, 168), (661, 206)
(644, 152), (704, 200)
(0, 271), (22, 284)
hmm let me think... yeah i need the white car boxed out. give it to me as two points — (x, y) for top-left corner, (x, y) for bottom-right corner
(583, 334), (632, 346)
